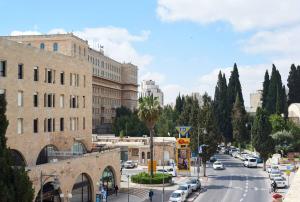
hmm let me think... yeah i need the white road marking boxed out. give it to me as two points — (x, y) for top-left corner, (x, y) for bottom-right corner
(254, 187), (258, 191)
(240, 198), (244, 201)
(221, 174), (233, 202)
(243, 193), (247, 197)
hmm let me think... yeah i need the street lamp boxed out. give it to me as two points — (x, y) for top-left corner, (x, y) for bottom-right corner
(162, 132), (170, 202)
(127, 175), (130, 202)
(197, 128), (207, 179)
(40, 171), (60, 202)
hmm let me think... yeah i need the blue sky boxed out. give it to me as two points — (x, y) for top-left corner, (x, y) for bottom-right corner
(1, 0), (300, 106)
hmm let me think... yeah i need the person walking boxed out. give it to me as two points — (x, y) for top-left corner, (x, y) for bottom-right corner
(114, 185), (119, 196)
(149, 189), (154, 201)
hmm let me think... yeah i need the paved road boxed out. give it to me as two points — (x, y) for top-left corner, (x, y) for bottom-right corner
(195, 154), (271, 202)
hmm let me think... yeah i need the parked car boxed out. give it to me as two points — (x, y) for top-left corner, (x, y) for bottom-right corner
(239, 152), (248, 161)
(273, 177), (287, 188)
(209, 156), (217, 163)
(177, 184), (192, 197)
(157, 169), (169, 174)
(124, 160), (135, 169)
(213, 161), (225, 170)
(244, 158), (257, 168)
(167, 168), (177, 177)
(186, 178), (201, 191)
(169, 190), (185, 202)
(254, 156), (263, 163)
(267, 165), (280, 173)
(270, 173), (282, 180)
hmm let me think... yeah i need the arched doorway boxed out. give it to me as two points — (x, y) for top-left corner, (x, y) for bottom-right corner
(101, 167), (116, 196)
(70, 173), (92, 202)
(9, 149), (26, 166)
(36, 145), (58, 165)
(72, 141), (87, 155)
(35, 182), (61, 202)
(141, 152), (145, 163)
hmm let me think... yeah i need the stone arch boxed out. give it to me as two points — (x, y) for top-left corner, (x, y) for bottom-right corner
(36, 144), (59, 165)
(100, 166), (117, 196)
(35, 181), (62, 202)
(71, 141), (87, 155)
(70, 173), (93, 202)
(9, 149), (27, 166)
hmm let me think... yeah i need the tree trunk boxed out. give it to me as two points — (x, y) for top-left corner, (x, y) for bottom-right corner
(203, 162), (207, 177)
(150, 128), (154, 178)
(263, 160), (266, 171)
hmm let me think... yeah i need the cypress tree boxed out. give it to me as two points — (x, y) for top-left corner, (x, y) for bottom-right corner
(175, 94), (183, 114)
(287, 64), (297, 105)
(252, 107), (274, 170)
(261, 70), (270, 109)
(0, 93), (34, 201)
(296, 65), (300, 102)
(232, 94), (247, 147)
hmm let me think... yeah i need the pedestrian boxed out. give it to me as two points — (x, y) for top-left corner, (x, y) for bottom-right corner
(149, 189), (154, 201)
(114, 185), (119, 196)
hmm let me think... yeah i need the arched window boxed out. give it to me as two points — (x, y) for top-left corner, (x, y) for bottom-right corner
(71, 173), (92, 202)
(72, 142), (87, 155)
(35, 181), (61, 202)
(53, 43), (58, 52)
(101, 167), (116, 195)
(36, 145), (58, 165)
(40, 43), (45, 49)
(9, 149), (26, 166)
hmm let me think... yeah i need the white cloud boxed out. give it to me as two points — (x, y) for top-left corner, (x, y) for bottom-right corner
(161, 84), (195, 105)
(140, 72), (166, 84)
(242, 26), (300, 56)
(10, 27), (152, 69)
(157, 0), (300, 31)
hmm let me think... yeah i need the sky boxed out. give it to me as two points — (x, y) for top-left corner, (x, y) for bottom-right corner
(1, 0), (300, 107)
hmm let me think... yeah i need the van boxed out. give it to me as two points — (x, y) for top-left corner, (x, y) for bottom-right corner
(244, 158), (257, 168)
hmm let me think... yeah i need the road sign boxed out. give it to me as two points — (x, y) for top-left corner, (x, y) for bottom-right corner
(285, 170), (291, 176)
(176, 126), (192, 137)
(148, 160), (157, 173)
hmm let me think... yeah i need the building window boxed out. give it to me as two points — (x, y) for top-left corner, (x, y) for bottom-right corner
(60, 72), (64, 85)
(17, 118), (23, 134)
(60, 94), (64, 108)
(83, 117), (85, 130)
(47, 118), (52, 132)
(53, 118), (55, 132)
(33, 92), (38, 107)
(47, 69), (52, 83)
(0, 60), (6, 77)
(17, 91), (23, 107)
(33, 118), (38, 133)
(53, 43), (58, 52)
(60, 118), (64, 131)
(83, 96), (85, 108)
(45, 93), (55, 108)
(40, 43), (45, 49)
(83, 75), (86, 87)
(33, 66), (39, 81)
(18, 64), (23, 79)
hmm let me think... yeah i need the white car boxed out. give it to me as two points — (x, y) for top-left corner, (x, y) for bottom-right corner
(273, 177), (287, 188)
(169, 190), (185, 202)
(186, 178), (201, 191)
(267, 165), (280, 173)
(270, 173), (282, 180)
(213, 161), (225, 170)
(244, 158), (257, 168)
(167, 167), (177, 177)
(157, 169), (170, 175)
(124, 160), (135, 169)
(177, 184), (192, 198)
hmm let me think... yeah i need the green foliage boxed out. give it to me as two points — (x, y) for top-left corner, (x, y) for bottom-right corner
(156, 105), (177, 136)
(287, 64), (300, 105)
(131, 172), (172, 184)
(252, 108), (274, 169)
(175, 94), (184, 114)
(271, 130), (294, 155)
(262, 70), (270, 109)
(112, 107), (148, 137)
(269, 114), (286, 133)
(0, 94), (34, 201)
(232, 94), (247, 147)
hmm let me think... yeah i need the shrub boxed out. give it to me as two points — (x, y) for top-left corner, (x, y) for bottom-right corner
(131, 172), (172, 184)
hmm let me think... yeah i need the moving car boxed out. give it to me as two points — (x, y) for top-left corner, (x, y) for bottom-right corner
(169, 190), (185, 202)
(186, 178), (201, 191)
(124, 160), (135, 169)
(177, 184), (192, 198)
(270, 173), (282, 180)
(267, 165), (280, 173)
(209, 156), (217, 163)
(213, 161), (225, 170)
(167, 168), (177, 177)
(244, 158), (257, 168)
(273, 177), (287, 188)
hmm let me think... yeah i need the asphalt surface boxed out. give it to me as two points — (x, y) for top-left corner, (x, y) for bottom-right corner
(195, 154), (271, 202)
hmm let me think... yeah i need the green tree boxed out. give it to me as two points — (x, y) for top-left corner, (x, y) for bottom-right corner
(175, 94), (184, 114)
(287, 64), (298, 105)
(0, 93), (34, 201)
(271, 130), (294, 155)
(269, 114), (286, 133)
(252, 107), (274, 170)
(214, 71), (231, 144)
(262, 70), (270, 109)
(198, 93), (220, 176)
(156, 105), (177, 136)
(138, 95), (161, 177)
(232, 94), (247, 148)
(178, 96), (193, 125)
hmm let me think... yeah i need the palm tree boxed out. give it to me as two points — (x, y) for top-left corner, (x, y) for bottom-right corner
(138, 95), (161, 177)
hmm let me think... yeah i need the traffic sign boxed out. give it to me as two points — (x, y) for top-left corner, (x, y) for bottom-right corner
(176, 126), (192, 137)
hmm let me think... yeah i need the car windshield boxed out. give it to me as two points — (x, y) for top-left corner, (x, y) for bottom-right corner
(214, 162), (221, 165)
(167, 168), (173, 171)
(178, 186), (187, 190)
(275, 178), (283, 181)
(249, 159), (256, 162)
(171, 193), (181, 198)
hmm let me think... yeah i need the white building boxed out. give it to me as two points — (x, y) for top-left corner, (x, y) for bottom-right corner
(288, 103), (300, 125)
(247, 90), (262, 113)
(191, 92), (203, 107)
(140, 80), (164, 106)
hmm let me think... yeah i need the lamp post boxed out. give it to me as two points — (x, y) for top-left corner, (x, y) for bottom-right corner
(127, 175), (130, 202)
(40, 171), (60, 202)
(162, 132), (171, 202)
(197, 128), (207, 178)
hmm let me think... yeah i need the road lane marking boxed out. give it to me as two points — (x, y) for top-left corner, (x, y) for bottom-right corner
(221, 174), (233, 202)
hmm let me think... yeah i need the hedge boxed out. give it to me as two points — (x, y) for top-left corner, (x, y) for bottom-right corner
(131, 172), (172, 184)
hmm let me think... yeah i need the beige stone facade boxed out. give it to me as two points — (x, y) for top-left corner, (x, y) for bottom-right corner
(3, 33), (138, 134)
(0, 38), (120, 201)
(94, 136), (176, 166)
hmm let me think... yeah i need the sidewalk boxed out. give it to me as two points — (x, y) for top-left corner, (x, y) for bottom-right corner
(108, 193), (143, 202)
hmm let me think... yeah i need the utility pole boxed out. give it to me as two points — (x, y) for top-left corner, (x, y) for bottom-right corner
(162, 137), (165, 202)
(197, 127), (200, 180)
(127, 175), (130, 202)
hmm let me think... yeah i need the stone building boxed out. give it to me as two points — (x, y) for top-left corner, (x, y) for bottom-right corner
(288, 103), (300, 125)
(93, 136), (176, 166)
(247, 90), (262, 113)
(0, 38), (120, 201)
(140, 80), (164, 106)
(3, 33), (138, 134)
